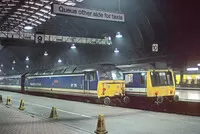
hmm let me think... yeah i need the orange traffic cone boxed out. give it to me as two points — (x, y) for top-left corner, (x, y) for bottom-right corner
(95, 114), (108, 134)
(49, 106), (58, 119)
(18, 99), (25, 110)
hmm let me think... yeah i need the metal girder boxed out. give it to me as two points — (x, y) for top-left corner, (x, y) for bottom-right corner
(0, 31), (112, 45)
(0, 0), (25, 28)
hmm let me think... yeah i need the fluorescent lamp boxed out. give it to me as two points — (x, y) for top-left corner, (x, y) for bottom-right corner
(24, 26), (33, 30)
(186, 68), (198, 71)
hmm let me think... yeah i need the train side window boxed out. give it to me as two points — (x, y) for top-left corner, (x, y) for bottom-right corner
(85, 72), (96, 81)
(85, 74), (89, 81)
(125, 74), (133, 84)
(141, 73), (146, 84)
(90, 72), (96, 81)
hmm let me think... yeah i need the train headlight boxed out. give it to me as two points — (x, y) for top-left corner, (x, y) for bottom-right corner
(155, 91), (158, 96)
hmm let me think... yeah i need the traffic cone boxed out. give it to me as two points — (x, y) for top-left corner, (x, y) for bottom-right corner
(0, 95), (2, 103)
(49, 106), (58, 118)
(6, 96), (11, 106)
(95, 114), (108, 134)
(18, 99), (25, 110)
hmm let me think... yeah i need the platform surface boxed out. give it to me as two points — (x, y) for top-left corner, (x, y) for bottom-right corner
(0, 105), (86, 134)
(0, 90), (200, 134)
(175, 89), (200, 102)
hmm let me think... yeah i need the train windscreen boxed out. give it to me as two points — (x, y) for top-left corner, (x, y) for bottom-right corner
(151, 71), (174, 86)
(99, 68), (123, 80)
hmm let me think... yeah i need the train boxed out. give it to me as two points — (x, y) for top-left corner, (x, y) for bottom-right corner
(175, 72), (200, 88)
(0, 63), (179, 105)
(118, 64), (179, 104)
(0, 64), (126, 105)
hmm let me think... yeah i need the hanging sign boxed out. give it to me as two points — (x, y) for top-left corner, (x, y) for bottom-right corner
(52, 4), (125, 22)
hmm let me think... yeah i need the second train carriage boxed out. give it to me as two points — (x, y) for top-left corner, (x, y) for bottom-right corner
(118, 64), (179, 104)
(0, 75), (21, 92)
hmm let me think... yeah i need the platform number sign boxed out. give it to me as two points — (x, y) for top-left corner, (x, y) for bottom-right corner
(152, 44), (158, 52)
(35, 34), (45, 44)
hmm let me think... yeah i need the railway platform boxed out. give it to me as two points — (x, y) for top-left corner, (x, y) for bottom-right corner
(0, 104), (86, 134)
(0, 90), (200, 134)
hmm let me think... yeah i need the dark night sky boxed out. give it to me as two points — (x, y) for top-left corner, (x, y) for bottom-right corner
(155, 0), (200, 60)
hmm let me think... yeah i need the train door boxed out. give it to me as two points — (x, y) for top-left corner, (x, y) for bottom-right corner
(84, 71), (97, 94)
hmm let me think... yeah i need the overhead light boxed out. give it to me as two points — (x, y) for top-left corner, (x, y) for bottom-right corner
(114, 48), (119, 53)
(1, 64), (3, 67)
(44, 51), (48, 56)
(58, 58), (62, 63)
(116, 32), (123, 38)
(76, 0), (84, 2)
(24, 25), (33, 30)
(71, 44), (76, 49)
(26, 65), (29, 68)
(55, 0), (64, 1)
(26, 56), (29, 61)
(12, 67), (14, 70)
(13, 60), (16, 64)
(108, 36), (112, 41)
(197, 63), (200, 66)
(187, 67), (198, 71)
(0, 69), (1, 72)
(65, 0), (76, 6)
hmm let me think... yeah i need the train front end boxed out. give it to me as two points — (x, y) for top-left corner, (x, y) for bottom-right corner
(96, 66), (127, 105)
(148, 69), (179, 104)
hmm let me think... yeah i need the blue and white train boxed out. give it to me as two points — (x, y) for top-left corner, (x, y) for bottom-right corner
(0, 64), (126, 105)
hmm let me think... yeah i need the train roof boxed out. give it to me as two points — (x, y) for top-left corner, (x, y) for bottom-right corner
(26, 63), (119, 76)
(0, 74), (22, 78)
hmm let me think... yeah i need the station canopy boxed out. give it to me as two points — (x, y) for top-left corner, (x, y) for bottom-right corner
(0, 0), (168, 75)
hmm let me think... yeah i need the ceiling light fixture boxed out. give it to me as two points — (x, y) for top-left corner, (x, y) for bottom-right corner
(71, 44), (76, 49)
(24, 25), (33, 30)
(44, 51), (48, 56)
(114, 48), (119, 53)
(187, 67), (198, 71)
(116, 32), (123, 38)
(13, 60), (16, 64)
(26, 56), (29, 61)
(58, 58), (62, 63)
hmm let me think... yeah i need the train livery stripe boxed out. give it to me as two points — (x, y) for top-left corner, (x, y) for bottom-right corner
(125, 88), (147, 92)
(26, 87), (98, 94)
(27, 74), (84, 79)
(0, 85), (21, 88)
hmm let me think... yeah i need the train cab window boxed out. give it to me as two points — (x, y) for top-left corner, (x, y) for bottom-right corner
(151, 71), (173, 86)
